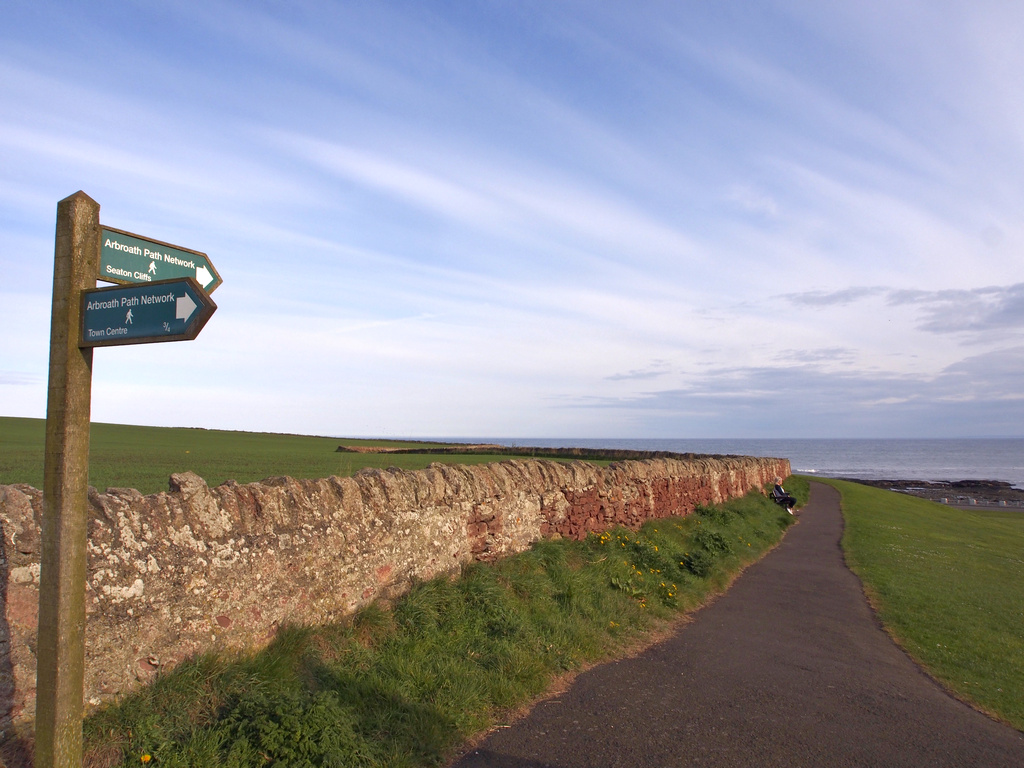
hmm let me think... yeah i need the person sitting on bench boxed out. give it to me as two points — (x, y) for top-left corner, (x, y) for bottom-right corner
(772, 477), (796, 514)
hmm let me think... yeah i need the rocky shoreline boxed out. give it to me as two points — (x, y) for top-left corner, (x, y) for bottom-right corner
(841, 478), (1024, 508)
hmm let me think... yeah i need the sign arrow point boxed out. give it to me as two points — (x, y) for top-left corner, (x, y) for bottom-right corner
(176, 293), (198, 321)
(99, 227), (221, 292)
(196, 264), (214, 288)
(82, 277), (216, 347)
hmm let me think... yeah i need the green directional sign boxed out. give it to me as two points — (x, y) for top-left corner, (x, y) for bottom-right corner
(80, 277), (217, 347)
(99, 226), (222, 293)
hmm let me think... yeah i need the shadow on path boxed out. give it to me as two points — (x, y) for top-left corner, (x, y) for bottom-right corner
(452, 482), (1024, 768)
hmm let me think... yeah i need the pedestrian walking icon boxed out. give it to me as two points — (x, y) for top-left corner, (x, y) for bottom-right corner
(81, 277), (216, 347)
(99, 226), (222, 292)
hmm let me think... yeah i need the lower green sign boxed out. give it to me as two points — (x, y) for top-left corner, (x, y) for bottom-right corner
(80, 278), (216, 347)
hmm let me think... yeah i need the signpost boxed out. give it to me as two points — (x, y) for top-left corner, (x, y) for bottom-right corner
(38, 192), (220, 768)
(38, 192), (98, 768)
(81, 278), (216, 347)
(99, 226), (222, 292)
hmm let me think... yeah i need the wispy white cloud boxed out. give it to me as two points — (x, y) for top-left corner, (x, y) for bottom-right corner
(783, 283), (1024, 339)
(0, 372), (39, 386)
(893, 284), (1024, 337)
(268, 129), (705, 273)
(605, 361), (673, 382)
(783, 288), (886, 307)
(2, 0), (1023, 438)
(562, 344), (1024, 437)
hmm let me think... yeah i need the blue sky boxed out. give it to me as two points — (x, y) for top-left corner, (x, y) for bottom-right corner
(2, 1), (1022, 438)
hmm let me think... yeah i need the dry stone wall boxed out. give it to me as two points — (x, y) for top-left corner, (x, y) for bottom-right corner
(0, 454), (789, 736)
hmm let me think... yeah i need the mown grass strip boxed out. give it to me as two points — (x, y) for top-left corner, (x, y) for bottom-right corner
(823, 477), (1024, 731)
(81, 481), (806, 768)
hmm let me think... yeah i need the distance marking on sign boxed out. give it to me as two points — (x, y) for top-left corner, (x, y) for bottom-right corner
(80, 277), (217, 347)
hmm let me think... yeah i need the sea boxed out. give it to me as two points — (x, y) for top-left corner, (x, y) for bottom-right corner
(471, 438), (1024, 490)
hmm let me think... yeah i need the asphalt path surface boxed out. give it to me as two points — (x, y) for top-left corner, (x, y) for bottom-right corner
(451, 482), (1024, 767)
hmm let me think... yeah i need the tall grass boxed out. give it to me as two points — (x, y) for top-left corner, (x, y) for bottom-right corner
(81, 483), (802, 767)
(826, 478), (1024, 731)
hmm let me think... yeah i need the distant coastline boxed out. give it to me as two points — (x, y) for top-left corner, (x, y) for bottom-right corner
(837, 478), (1024, 509)
(340, 438), (1024, 508)
(455, 437), (1024, 491)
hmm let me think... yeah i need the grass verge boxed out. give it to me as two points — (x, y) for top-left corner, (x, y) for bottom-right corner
(81, 482), (803, 767)
(822, 477), (1024, 731)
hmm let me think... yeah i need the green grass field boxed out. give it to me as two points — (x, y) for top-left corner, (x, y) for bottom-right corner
(6, 417), (1021, 750)
(0, 417), (586, 495)
(78, 486), (802, 768)
(824, 478), (1024, 731)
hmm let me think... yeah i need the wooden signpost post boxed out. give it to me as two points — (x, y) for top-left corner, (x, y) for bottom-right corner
(37, 192), (219, 767)
(37, 192), (99, 768)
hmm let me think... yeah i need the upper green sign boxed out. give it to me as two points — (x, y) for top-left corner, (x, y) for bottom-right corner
(99, 226), (222, 293)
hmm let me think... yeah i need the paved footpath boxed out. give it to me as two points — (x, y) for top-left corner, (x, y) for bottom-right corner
(452, 482), (1024, 768)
